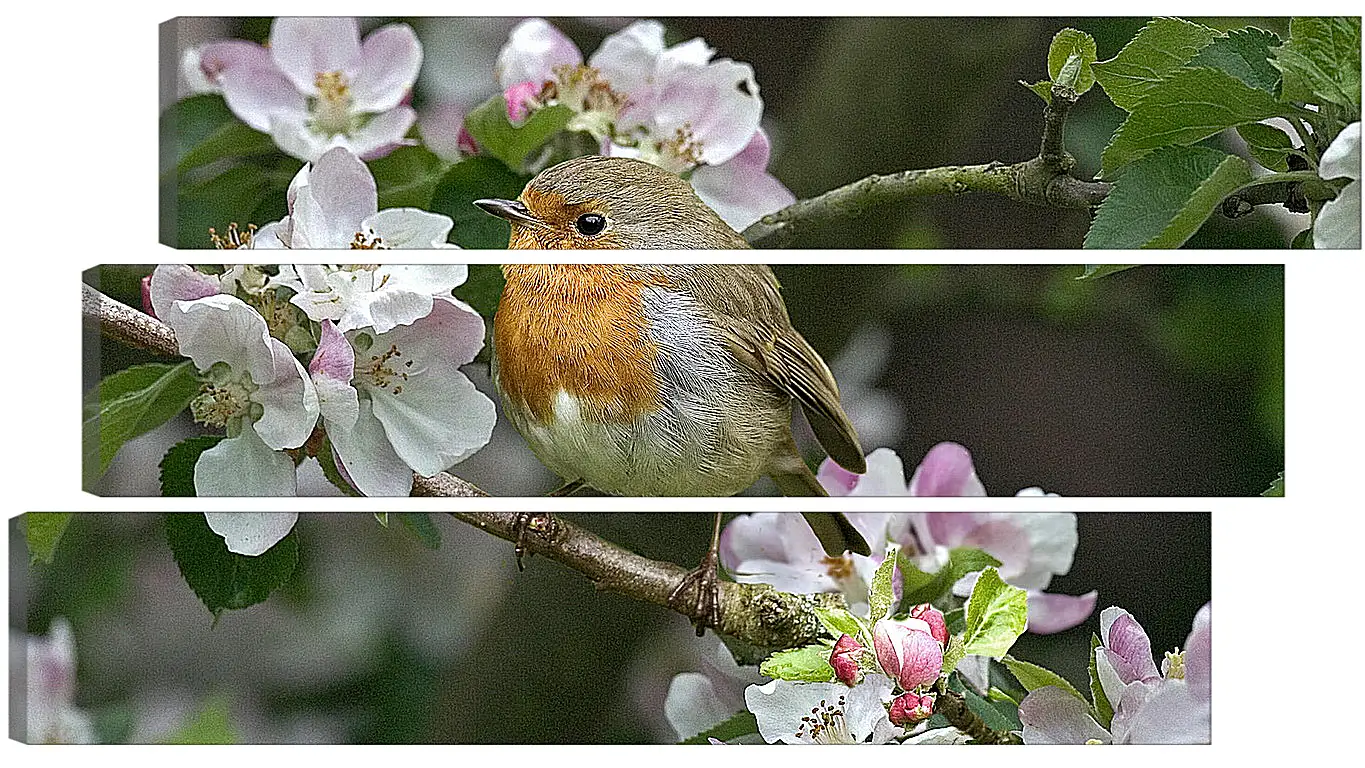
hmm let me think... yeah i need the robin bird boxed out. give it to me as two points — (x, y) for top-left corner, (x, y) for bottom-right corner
(476, 156), (871, 629)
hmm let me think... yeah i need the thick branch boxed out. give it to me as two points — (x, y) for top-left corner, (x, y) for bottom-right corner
(742, 82), (1110, 248)
(444, 513), (842, 650)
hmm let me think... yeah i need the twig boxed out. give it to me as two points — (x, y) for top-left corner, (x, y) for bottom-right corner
(742, 82), (1110, 248)
(932, 679), (1022, 745)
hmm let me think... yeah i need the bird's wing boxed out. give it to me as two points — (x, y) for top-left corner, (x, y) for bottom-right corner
(678, 265), (867, 474)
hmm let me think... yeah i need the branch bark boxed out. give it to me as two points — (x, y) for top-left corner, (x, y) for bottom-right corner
(742, 82), (1110, 248)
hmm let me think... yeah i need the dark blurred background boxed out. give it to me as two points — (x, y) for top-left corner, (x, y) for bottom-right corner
(86, 263), (1284, 497)
(13, 512), (1211, 743)
(163, 16), (1306, 248)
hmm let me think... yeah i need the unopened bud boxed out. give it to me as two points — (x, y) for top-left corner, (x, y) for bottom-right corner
(829, 633), (863, 685)
(888, 692), (936, 726)
(873, 618), (944, 691)
(909, 603), (948, 647)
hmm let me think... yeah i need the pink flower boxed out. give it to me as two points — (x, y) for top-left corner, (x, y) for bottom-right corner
(888, 692), (936, 726)
(829, 634), (864, 686)
(908, 604), (948, 647)
(503, 80), (543, 123)
(873, 618), (943, 691)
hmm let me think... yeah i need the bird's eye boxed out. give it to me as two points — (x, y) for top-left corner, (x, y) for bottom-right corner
(575, 213), (607, 237)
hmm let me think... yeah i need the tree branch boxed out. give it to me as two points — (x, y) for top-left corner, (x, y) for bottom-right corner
(742, 82), (1110, 248)
(931, 679), (1022, 745)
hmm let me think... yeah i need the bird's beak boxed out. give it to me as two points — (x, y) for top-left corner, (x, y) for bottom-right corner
(474, 198), (544, 228)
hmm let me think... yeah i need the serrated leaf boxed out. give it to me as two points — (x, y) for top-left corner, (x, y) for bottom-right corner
(83, 361), (200, 490)
(463, 96), (574, 171)
(1001, 655), (1087, 703)
(368, 145), (449, 210)
(23, 513), (73, 565)
(1076, 264), (1140, 280)
(398, 513), (442, 549)
(1093, 17), (1219, 111)
(165, 513), (299, 615)
(162, 94), (276, 176)
(868, 545), (899, 620)
(1188, 28), (1284, 95)
(1020, 79), (1053, 104)
(1101, 67), (1293, 176)
(159, 695), (238, 744)
(1088, 146), (1254, 248)
(1237, 123), (1296, 172)
(679, 711), (759, 745)
(429, 157), (529, 249)
(1048, 29), (1097, 95)
(1088, 633), (1114, 728)
(1271, 17), (1361, 114)
(962, 568), (1028, 658)
(159, 435), (225, 497)
(941, 633), (966, 676)
(759, 645), (835, 683)
(814, 606), (865, 641)
(1262, 471), (1285, 497)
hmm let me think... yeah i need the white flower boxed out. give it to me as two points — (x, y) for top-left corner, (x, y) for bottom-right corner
(690, 129), (796, 231)
(663, 640), (766, 741)
(253, 146), (456, 250)
(1315, 121), (1361, 249)
(155, 288), (320, 496)
(744, 674), (902, 744)
(204, 513), (299, 555)
(272, 265), (469, 334)
(311, 300), (496, 496)
(202, 17), (421, 162)
(23, 619), (96, 744)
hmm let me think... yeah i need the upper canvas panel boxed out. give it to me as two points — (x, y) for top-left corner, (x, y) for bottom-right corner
(83, 263), (1284, 497)
(160, 17), (1361, 250)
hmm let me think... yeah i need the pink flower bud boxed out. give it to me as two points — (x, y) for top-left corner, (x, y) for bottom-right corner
(888, 692), (936, 726)
(873, 618), (944, 691)
(141, 275), (155, 318)
(504, 81), (542, 124)
(909, 603), (949, 647)
(829, 633), (863, 685)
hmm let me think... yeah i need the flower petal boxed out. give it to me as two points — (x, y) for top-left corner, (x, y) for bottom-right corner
(149, 265), (222, 320)
(194, 429), (299, 496)
(291, 147), (379, 246)
(495, 18), (582, 89)
(1019, 686), (1111, 744)
(362, 208), (456, 250)
(1101, 608), (1161, 684)
(1025, 590), (1098, 634)
(195, 39), (274, 85)
(329, 396), (415, 496)
(664, 672), (740, 742)
(1184, 602), (1211, 701)
(653, 58), (762, 165)
(691, 130), (794, 230)
(204, 512), (299, 555)
(251, 336), (319, 450)
(270, 17), (362, 94)
(162, 293), (275, 380)
(217, 64), (307, 133)
(268, 113), (336, 163)
(590, 20), (668, 120)
(347, 106), (418, 160)
(907, 442), (987, 496)
(351, 24), (423, 112)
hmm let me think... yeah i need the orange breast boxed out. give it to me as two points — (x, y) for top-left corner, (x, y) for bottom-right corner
(495, 265), (666, 422)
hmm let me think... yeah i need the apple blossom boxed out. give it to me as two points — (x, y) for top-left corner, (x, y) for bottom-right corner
(253, 146), (456, 249)
(196, 18), (421, 161)
(270, 264), (469, 334)
(663, 640), (767, 742)
(744, 674), (902, 744)
(888, 692), (936, 726)
(1315, 121), (1360, 249)
(204, 512), (299, 555)
(829, 634), (864, 685)
(872, 618), (943, 691)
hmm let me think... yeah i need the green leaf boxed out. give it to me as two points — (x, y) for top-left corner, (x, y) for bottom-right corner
(1188, 28), (1284, 95)
(868, 544), (899, 620)
(464, 96), (575, 171)
(679, 711), (759, 745)
(1291, 227), (1315, 248)
(941, 633), (966, 676)
(1088, 633), (1115, 728)
(168, 163), (287, 248)
(159, 435), (225, 497)
(961, 568), (1028, 658)
(164, 513), (299, 616)
(374, 513), (390, 526)
(1101, 67), (1293, 176)
(1093, 17), (1218, 111)
(1086, 146), (1254, 249)
(429, 157), (529, 249)
(161, 95), (276, 176)
(1262, 471), (1285, 497)
(23, 513), (73, 565)
(1076, 264), (1139, 280)
(1048, 29), (1098, 95)
(1001, 655), (1087, 703)
(369, 145), (449, 210)
(1237, 123), (1296, 172)
(1019, 79), (1054, 104)
(759, 644), (835, 682)
(898, 546), (1001, 605)
(814, 606), (865, 641)
(83, 361), (200, 490)
(1271, 17), (1362, 114)
(962, 687), (1021, 732)
(159, 695), (238, 744)
(398, 513), (442, 549)
(315, 437), (361, 497)
(458, 264), (508, 318)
